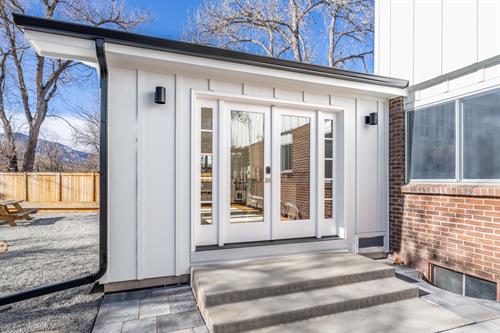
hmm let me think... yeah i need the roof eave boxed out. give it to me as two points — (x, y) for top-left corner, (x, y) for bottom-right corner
(13, 13), (408, 90)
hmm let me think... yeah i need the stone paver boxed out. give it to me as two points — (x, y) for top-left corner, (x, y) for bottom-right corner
(122, 317), (157, 333)
(91, 285), (207, 333)
(92, 321), (123, 333)
(104, 298), (141, 323)
(157, 311), (205, 333)
(140, 296), (171, 318)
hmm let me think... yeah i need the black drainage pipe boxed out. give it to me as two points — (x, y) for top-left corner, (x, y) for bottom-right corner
(0, 38), (108, 306)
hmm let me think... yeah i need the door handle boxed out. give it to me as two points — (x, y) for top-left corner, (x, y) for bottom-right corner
(264, 166), (271, 182)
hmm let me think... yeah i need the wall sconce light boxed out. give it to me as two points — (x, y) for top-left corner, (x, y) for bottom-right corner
(365, 112), (378, 125)
(154, 86), (166, 104)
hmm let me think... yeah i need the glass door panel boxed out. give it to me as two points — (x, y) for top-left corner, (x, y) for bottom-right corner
(280, 115), (311, 221)
(230, 111), (265, 224)
(321, 114), (337, 236)
(272, 108), (316, 239)
(223, 103), (271, 243)
(195, 100), (218, 246)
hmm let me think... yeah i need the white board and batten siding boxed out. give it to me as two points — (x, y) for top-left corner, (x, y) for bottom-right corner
(104, 70), (389, 283)
(106, 67), (176, 283)
(375, 0), (500, 109)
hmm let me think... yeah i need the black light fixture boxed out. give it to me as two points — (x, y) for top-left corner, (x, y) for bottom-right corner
(154, 86), (166, 104)
(365, 112), (378, 125)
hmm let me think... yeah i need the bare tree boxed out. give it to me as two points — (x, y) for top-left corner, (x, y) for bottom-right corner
(0, 43), (17, 171)
(0, 0), (149, 172)
(184, 0), (373, 70)
(185, 0), (323, 62)
(71, 106), (100, 156)
(324, 0), (373, 71)
(34, 134), (65, 172)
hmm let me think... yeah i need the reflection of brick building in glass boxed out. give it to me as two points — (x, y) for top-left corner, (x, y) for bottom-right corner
(280, 122), (310, 220)
(230, 116), (316, 221)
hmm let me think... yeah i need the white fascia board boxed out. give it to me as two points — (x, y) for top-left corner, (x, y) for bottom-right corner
(106, 43), (407, 99)
(23, 28), (407, 99)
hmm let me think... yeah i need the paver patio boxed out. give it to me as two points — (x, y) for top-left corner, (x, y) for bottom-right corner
(92, 285), (208, 333)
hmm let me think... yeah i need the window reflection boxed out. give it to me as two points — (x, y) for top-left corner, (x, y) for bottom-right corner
(280, 115), (310, 221)
(324, 119), (334, 220)
(201, 108), (213, 225)
(230, 111), (265, 224)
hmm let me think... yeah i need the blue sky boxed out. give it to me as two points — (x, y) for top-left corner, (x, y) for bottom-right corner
(48, 1), (201, 137)
(25, 0), (374, 148)
(126, 0), (200, 39)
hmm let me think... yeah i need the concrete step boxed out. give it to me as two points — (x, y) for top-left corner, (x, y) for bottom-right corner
(202, 277), (419, 333)
(248, 298), (473, 333)
(192, 252), (395, 308)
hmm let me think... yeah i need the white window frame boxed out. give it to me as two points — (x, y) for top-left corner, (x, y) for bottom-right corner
(406, 87), (500, 184)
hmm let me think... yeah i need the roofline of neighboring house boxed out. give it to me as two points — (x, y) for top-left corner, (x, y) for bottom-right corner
(408, 53), (500, 91)
(13, 13), (409, 89)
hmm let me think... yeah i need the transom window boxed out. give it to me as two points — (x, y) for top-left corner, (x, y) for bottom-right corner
(407, 89), (500, 182)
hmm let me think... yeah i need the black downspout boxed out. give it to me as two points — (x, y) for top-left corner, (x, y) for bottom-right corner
(0, 38), (108, 306)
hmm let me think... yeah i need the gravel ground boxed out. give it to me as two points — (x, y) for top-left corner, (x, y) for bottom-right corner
(0, 212), (102, 333)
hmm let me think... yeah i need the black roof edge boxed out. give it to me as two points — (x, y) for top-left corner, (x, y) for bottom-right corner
(13, 13), (408, 89)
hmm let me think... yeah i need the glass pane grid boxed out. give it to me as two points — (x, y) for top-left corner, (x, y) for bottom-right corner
(200, 107), (214, 225)
(323, 119), (334, 220)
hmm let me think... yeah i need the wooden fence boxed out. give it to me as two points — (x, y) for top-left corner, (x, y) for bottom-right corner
(0, 172), (100, 204)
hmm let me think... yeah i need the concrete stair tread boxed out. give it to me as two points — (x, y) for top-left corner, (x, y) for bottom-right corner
(247, 298), (474, 333)
(193, 252), (394, 302)
(203, 277), (418, 332)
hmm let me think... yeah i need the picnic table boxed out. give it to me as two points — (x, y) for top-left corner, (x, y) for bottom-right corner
(0, 200), (38, 226)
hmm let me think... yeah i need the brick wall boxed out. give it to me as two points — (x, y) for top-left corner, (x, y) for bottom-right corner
(281, 123), (311, 220)
(389, 97), (500, 301)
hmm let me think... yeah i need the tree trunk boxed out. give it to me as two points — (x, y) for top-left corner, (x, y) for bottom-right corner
(0, 104), (18, 171)
(22, 103), (46, 171)
(328, 15), (336, 67)
(22, 125), (41, 171)
(289, 0), (302, 62)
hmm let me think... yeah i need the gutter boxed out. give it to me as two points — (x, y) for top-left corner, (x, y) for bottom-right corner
(0, 38), (108, 306)
(12, 13), (409, 89)
(408, 53), (500, 92)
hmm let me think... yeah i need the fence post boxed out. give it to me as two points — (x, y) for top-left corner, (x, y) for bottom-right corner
(24, 172), (28, 201)
(59, 172), (63, 203)
(93, 172), (97, 203)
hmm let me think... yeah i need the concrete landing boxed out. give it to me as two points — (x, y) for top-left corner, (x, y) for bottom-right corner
(249, 298), (472, 333)
(191, 252), (471, 333)
(192, 252), (394, 307)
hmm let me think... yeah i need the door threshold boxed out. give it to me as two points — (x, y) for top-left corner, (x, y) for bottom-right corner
(196, 235), (340, 252)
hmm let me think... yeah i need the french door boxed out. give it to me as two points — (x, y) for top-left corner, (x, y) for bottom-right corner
(222, 102), (272, 243)
(271, 107), (316, 239)
(194, 99), (337, 246)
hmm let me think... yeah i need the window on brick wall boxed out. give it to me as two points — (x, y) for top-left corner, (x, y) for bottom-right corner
(462, 90), (500, 180)
(407, 102), (456, 180)
(433, 265), (497, 301)
(407, 88), (500, 182)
